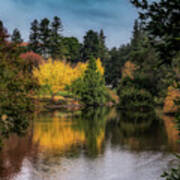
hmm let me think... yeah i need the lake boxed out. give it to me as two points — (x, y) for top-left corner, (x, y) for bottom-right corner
(0, 107), (179, 180)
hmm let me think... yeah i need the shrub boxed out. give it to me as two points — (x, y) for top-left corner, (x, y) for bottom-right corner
(20, 51), (43, 73)
(118, 87), (154, 111)
(117, 74), (154, 111)
(163, 86), (180, 114)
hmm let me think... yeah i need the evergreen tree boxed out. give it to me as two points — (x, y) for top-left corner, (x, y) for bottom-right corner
(98, 29), (109, 63)
(50, 16), (63, 59)
(0, 20), (17, 56)
(70, 56), (109, 106)
(131, 0), (180, 65)
(105, 44), (131, 87)
(29, 19), (40, 54)
(11, 28), (23, 44)
(130, 20), (158, 68)
(81, 29), (108, 63)
(129, 19), (173, 99)
(62, 37), (81, 63)
(51, 16), (63, 35)
(117, 74), (155, 111)
(39, 18), (51, 58)
(99, 29), (105, 46)
(81, 30), (100, 62)
(0, 20), (8, 42)
(131, 19), (142, 48)
(0, 20), (9, 53)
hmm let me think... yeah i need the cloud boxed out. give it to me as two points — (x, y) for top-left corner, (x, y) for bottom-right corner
(0, 0), (138, 48)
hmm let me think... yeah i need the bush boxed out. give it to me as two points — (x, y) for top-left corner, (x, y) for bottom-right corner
(161, 155), (180, 180)
(20, 51), (43, 73)
(117, 75), (154, 111)
(118, 87), (154, 111)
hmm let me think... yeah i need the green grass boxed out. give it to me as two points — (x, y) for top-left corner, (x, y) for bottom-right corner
(55, 91), (74, 97)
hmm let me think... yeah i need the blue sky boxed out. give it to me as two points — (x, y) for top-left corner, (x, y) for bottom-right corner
(0, 0), (138, 48)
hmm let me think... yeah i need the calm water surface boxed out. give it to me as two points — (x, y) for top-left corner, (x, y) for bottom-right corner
(0, 108), (179, 180)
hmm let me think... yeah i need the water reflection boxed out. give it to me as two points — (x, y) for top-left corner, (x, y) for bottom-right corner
(0, 129), (38, 180)
(33, 111), (85, 155)
(163, 115), (179, 152)
(0, 112), (32, 151)
(0, 107), (179, 180)
(106, 110), (169, 151)
(72, 107), (109, 157)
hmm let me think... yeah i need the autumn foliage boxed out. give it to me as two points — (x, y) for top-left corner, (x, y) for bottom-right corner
(20, 51), (43, 73)
(163, 86), (180, 114)
(121, 61), (136, 79)
(33, 58), (104, 94)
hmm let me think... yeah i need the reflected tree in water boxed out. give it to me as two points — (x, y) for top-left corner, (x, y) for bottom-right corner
(73, 107), (110, 157)
(106, 109), (169, 151)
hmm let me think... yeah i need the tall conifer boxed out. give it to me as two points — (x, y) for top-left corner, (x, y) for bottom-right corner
(29, 19), (40, 54)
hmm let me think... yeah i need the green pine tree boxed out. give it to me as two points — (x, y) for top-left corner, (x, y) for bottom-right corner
(70, 56), (109, 106)
(11, 28), (23, 44)
(131, 0), (180, 65)
(105, 44), (131, 88)
(131, 19), (142, 48)
(29, 19), (40, 54)
(81, 30), (100, 62)
(50, 16), (63, 59)
(0, 20), (9, 53)
(39, 18), (51, 59)
(98, 29), (109, 64)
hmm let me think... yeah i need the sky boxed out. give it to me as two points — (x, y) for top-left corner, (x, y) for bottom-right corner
(0, 0), (138, 48)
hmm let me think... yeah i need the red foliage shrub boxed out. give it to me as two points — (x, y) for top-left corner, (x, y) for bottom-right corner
(20, 51), (44, 72)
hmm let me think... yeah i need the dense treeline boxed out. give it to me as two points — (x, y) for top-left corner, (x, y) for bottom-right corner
(7, 13), (178, 101)
(27, 17), (108, 63)
(7, 14), (176, 102)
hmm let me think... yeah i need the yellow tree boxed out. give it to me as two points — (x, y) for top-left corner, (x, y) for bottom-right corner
(33, 58), (104, 95)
